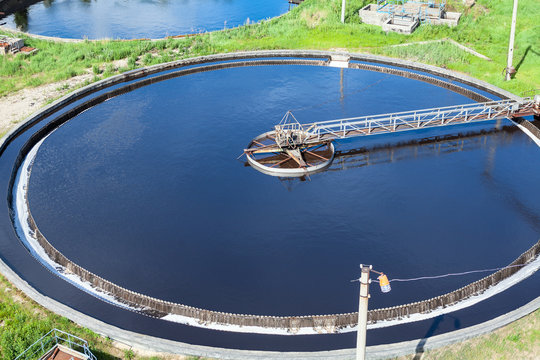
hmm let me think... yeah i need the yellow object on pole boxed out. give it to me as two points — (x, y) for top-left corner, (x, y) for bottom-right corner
(378, 274), (391, 293)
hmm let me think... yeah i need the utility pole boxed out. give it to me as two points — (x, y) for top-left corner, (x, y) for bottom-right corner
(505, 0), (519, 81)
(356, 264), (371, 360)
(341, 0), (346, 23)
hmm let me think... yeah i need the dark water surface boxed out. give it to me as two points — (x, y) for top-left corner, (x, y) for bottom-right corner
(2, 0), (289, 39)
(27, 65), (540, 318)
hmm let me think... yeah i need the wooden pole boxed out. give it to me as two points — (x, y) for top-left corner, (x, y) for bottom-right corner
(356, 265), (371, 360)
(505, 0), (519, 81)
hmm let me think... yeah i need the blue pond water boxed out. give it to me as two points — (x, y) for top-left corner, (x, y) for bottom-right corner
(2, 0), (289, 39)
(27, 64), (540, 319)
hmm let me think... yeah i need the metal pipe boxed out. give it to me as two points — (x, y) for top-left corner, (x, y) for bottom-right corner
(341, 0), (347, 23)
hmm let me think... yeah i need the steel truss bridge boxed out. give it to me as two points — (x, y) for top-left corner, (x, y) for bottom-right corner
(273, 97), (539, 148)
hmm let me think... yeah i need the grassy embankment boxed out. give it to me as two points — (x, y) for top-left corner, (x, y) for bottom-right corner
(0, 0), (539, 359)
(0, 273), (197, 360)
(394, 308), (540, 359)
(0, 0), (539, 98)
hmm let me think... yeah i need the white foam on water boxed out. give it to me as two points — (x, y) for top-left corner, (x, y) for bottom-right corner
(513, 120), (540, 147)
(160, 313), (321, 335)
(13, 135), (139, 312)
(12, 135), (540, 335)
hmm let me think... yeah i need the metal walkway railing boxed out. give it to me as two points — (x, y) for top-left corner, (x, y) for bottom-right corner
(274, 97), (539, 146)
(15, 328), (97, 360)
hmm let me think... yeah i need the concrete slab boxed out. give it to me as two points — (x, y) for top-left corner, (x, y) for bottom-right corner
(359, 4), (388, 26)
(328, 54), (350, 68)
(382, 17), (419, 34)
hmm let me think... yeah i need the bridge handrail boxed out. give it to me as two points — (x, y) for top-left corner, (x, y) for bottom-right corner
(308, 98), (526, 125)
(274, 98), (537, 142)
(280, 98), (529, 129)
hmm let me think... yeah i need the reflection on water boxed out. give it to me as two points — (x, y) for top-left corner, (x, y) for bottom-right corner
(331, 126), (519, 173)
(2, 0), (289, 39)
(27, 65), (540, 317)
(13, 9), (28, 32)
(272, 125), (521, 187)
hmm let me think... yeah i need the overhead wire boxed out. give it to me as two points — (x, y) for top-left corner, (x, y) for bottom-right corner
(388, 263), (528, 282)
(351, 263), (529, 284)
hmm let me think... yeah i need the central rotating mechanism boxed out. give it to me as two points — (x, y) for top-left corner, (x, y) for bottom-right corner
(244, 112), (336, 177)
(245, 131), (335, 177)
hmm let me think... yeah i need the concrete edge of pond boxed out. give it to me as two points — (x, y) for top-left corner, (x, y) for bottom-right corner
(0, 25), (87, 42)
(1, 50), (539, 359)
(0, 24), (228, 43)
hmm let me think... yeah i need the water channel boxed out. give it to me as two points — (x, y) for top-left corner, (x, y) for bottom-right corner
(0, 0), (289, 39)
(2, 59), (540, 351)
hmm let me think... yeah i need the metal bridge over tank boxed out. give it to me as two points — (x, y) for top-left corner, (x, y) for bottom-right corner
(244, 96), (540, 177)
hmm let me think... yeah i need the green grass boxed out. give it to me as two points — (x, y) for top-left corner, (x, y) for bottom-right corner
(0, 275), (121, 360)
(372, 41), (473, 67)
(395, 308), (540, 359)
(0, 271), (211, 359)
(1, 0), (538, 97)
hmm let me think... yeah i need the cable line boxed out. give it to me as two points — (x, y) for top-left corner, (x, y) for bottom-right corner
(388, 264), (527, 283)
(352, 263), (529, 284)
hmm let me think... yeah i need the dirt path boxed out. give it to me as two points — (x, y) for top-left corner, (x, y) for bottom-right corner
(0, 74), (93, 135)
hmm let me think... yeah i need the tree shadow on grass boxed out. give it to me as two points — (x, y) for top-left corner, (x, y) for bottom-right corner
(515, 45), (540, 74)
(91, 348), (121, 360)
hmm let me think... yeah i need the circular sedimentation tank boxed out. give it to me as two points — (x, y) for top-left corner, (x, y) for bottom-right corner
(1, 51), (540, 357)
